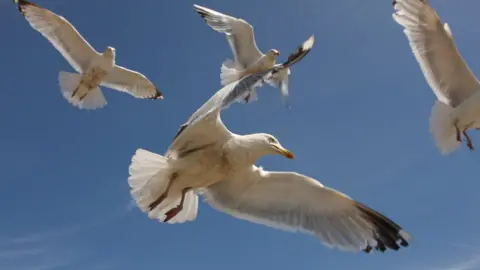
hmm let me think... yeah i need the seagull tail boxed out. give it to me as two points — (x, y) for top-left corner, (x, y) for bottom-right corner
(220, 59), (243, 85)
(429, 100), (461, 155)
(266, 68), (291, 106)
(58, 71), (107, 110)
(128, 148), (198, 224)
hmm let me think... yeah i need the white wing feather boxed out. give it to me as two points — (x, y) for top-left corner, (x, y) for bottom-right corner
(101, 65), (162, 99)
(193, 4), (264, 69)
(17, 0), (99, 73)
(392, 0), (480, 107)
(203, 166), (410, 252)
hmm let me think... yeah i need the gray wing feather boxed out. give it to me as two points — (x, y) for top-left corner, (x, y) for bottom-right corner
(171, 71), (268, 144)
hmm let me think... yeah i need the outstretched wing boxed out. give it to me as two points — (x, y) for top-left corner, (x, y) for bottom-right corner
(170, 69), (269, 143)
(266, 35), (315, 104)
(203, 166), (410, 253)
(280, 35), (315, 68)
(193, 4), (264, 69)
(393, 0), (480, 107)
(16, 0), (99, 73)
(101, 65), (163, 99)
(167, 42), (317, 158)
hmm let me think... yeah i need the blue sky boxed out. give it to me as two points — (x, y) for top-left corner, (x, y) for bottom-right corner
(1, 0), (480, 269)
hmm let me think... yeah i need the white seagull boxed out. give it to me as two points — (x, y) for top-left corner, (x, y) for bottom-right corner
(393, 0), (480, 155)
(128, 69), (411, 253)
(15, 0), (163, 110)
(193, 4), (314, 105)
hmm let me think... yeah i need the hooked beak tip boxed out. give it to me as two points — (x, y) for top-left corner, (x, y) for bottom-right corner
(280, 149), (294, 159)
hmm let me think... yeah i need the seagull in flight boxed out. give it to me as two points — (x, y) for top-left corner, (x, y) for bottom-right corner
(193, 4), (314, 105)
(128, 68), (411, 254)
(15, 0), (163, 110)
(393, 0), (480, 154)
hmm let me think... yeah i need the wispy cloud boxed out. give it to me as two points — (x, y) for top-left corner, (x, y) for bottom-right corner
(0, 248), (45, 259)
(427, 247), (480, 270)
(0, 200), (133, 270)
(17, 259), (73, 270)
(0, 246), (77, 270)
(0, 200), (134, 246)
(431, 256), (480, 270)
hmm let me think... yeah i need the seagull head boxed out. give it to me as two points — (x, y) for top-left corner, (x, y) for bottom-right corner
(249, 133), (294, 159)
(103, 46), (116, 57)
(268, 49), (280, 57)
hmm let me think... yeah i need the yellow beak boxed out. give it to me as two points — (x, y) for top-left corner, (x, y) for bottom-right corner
(275, 146), (295, 159)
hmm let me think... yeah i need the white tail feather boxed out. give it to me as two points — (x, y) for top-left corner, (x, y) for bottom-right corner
(429, 100), (461, 155)
(58, 71), (107, 110)
(220, 59), (242, 85)
(128, 149), (198, 224)
(153, 191), (198, 224)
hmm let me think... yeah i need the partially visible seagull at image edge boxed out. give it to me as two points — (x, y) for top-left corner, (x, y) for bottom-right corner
(192, 4), (314, 105)
(14, 0), (163, 110)
(393, 0), (480, 155)
(127, 67), (411, 254)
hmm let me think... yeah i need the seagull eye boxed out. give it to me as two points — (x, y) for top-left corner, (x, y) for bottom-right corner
(268, 137), (276, 144)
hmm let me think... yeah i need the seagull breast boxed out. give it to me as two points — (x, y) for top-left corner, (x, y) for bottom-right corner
(81, 54), (115, 89)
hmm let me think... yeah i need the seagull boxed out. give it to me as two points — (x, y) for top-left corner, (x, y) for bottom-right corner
(193, 4), (314, 105)
(128, 68), (411, 253)
(393, 0), (480, 155)
(15, 0), (163, 110)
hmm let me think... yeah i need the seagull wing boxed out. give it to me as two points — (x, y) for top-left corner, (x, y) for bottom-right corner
(167, 68), (275, 159)
(16, 0), (99, 73)
(393, 0), (480, 107)
(193, 4), (264, 69)
(202, 166), (411, 253)
(169, 69), (269, 144)
(265, 35), (315, 103)
(280, 35), (315, 68)
(168, 48), (320, 158)
(101, 65), (162, 99)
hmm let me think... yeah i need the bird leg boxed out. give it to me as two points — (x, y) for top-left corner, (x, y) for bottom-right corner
(71, 86), (80, 99)
(163, 187), (191, 223)
(244, 94), (251, 103)
(71, 77), (86, 99)
(455, 122), (461, 142)
(463, 129), (474, 151)
(148, 172), (178, 211)
(78, 91), (90, 101)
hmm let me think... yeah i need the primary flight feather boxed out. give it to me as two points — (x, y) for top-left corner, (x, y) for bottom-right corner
(15, 0), (163, 110)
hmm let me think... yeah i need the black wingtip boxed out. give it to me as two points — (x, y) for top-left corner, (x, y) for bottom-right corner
(355, 202), (411, 253)
(149, 89), (163, 100)
(192, 5), (208, 19)
(281, 35), (315, 68)
(14, 0), (36, 15)
(173, 124), (188, 141)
